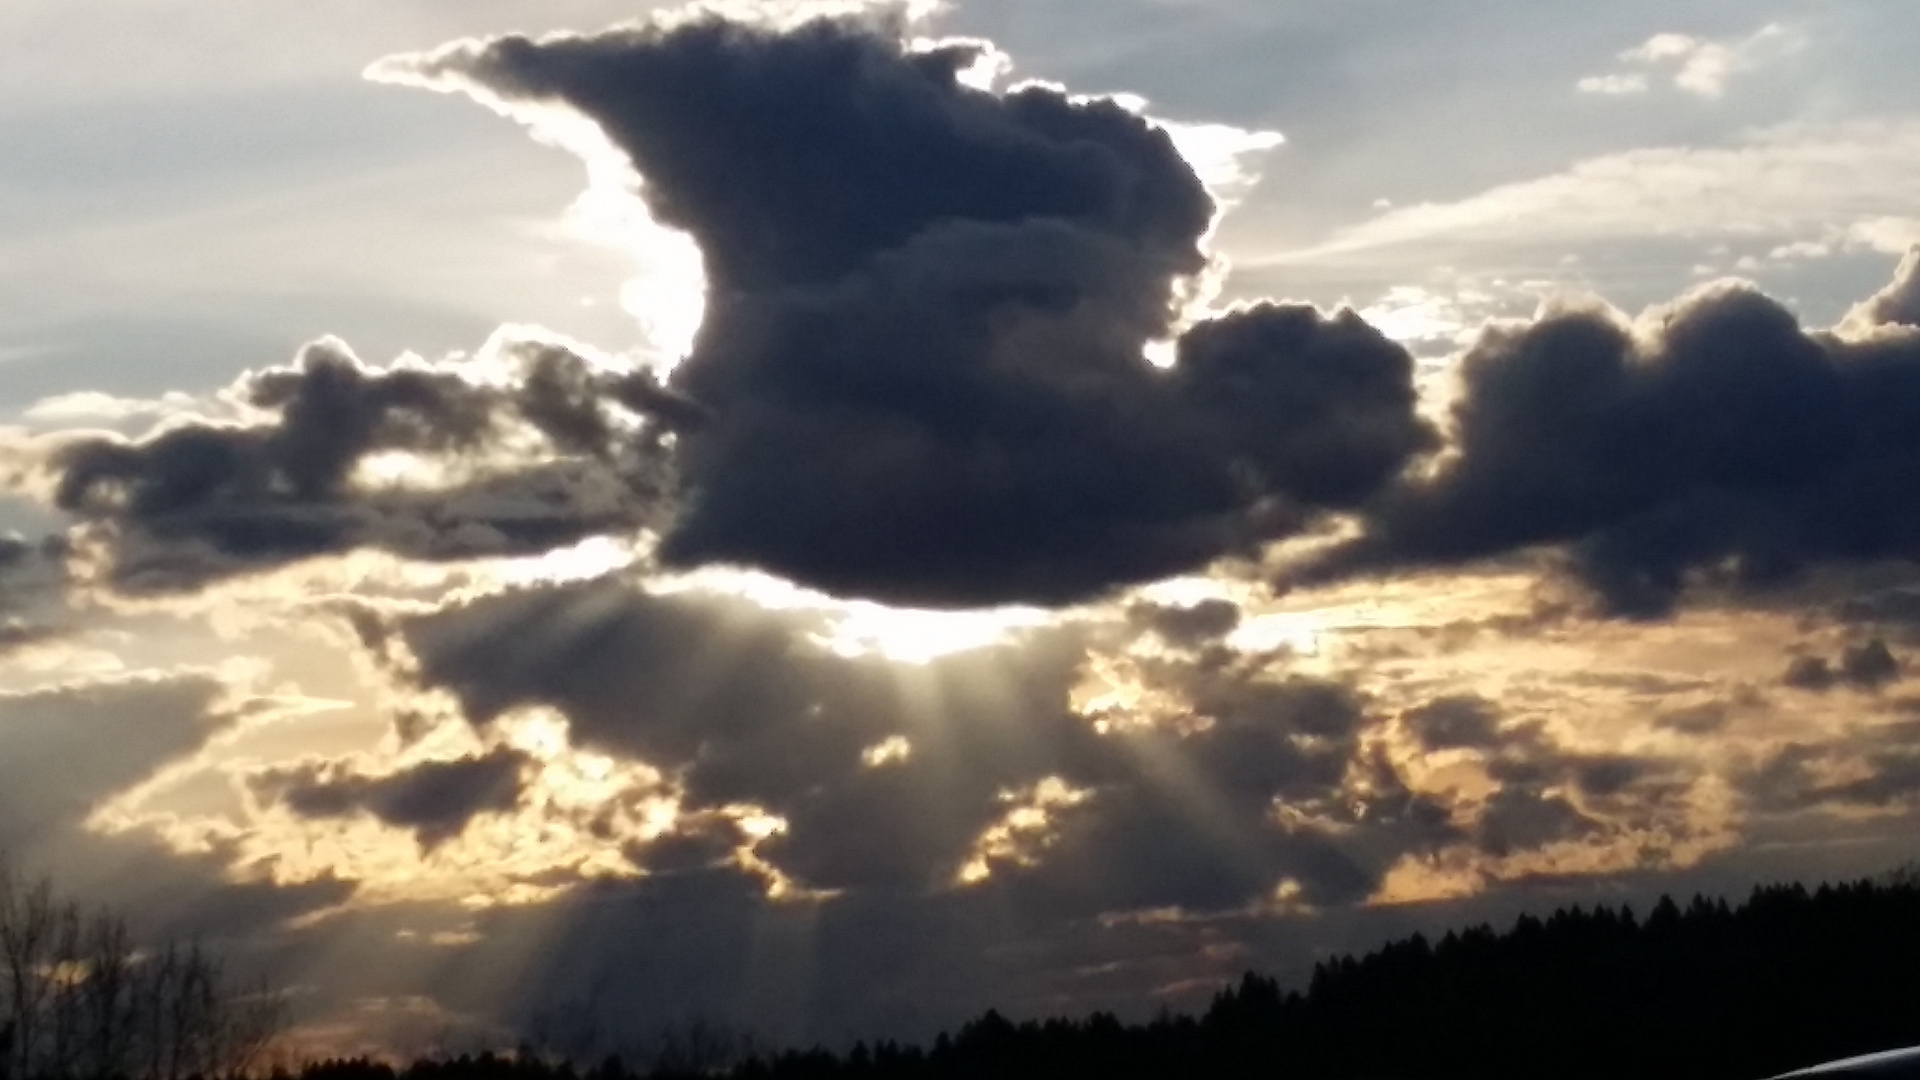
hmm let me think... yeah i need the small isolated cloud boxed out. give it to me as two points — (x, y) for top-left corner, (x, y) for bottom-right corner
(1576, 73), (1649, 97)
(1782, 640), (1903, 694)
(257, 746), (533, 849)
(1580, 24), (1797, 99)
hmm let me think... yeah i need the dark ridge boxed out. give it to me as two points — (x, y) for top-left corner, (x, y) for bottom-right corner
(269, 868), (1920, 1080)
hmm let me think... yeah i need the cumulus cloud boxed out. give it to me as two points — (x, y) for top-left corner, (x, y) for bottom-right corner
(38, 335), (678, 592)
(1293, 260), (1920, 616)
(375, 13), (1428, 607)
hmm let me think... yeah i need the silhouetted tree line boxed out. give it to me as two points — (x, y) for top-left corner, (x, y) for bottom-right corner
(290, 868), (1920, 1080)
(0, 859), (285, 1080)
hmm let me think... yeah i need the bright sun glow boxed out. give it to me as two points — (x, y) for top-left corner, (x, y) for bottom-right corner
(492, 536), (644, 589)
(652, 566), (1053, 664)
(819, 602), (1052, 663)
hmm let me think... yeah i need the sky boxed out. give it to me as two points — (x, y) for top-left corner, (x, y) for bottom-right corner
(4, 0), (1920, 1057)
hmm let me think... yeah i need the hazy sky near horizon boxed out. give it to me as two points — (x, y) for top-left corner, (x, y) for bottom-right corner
(4, 0), (1920, 1056)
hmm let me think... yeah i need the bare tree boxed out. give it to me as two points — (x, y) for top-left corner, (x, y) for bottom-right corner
(0, 856), (287, 1080)
(0, 865), (59, 1079)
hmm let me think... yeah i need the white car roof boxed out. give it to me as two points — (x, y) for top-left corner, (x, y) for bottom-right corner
(1772, 1047), (1920, 1077)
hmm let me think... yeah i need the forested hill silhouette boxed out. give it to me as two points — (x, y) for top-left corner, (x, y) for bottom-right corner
(295, 870), (1920, 1080)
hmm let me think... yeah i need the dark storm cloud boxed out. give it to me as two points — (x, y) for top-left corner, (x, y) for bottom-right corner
(0, 619), (55, 653)
(982, 728), (1454, 916)
(43, 337), (676, 591)
(256, 746), (532, 848)
(388, 14), (1432, 607)
(1478, 724), (1676, 808)
(1297, 266), (1920, 616)
(0, 530), (32, 569)
(1835, 578), (1920, 640)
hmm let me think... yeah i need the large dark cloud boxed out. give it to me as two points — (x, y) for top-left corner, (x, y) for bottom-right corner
(389, 14), (1432, 607)
(1298, 268), (1920, 616)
